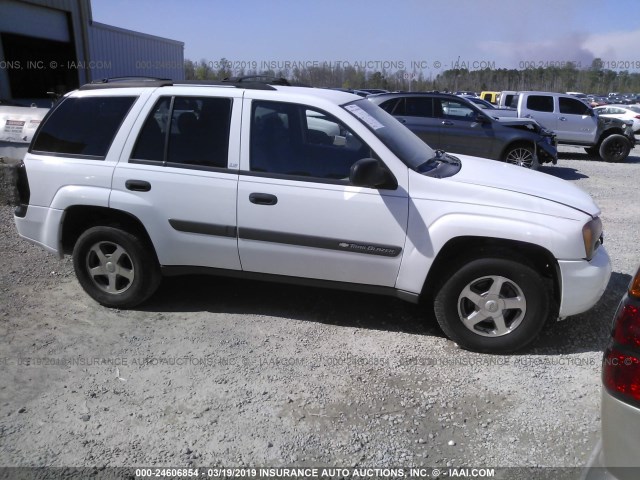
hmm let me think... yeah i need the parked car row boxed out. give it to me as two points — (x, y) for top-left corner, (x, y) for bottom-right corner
(369, 91), (557, 169)
(322, 87), (637, 168)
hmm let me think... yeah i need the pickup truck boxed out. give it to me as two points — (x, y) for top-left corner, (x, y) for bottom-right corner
(492, 91), (636, 162)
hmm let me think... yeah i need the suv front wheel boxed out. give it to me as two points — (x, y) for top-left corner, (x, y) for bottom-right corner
(434, 257), (551, 353)
(503, 144), (539, 170)
(599, 134), (631, 163)
(72, 226), (161, 308)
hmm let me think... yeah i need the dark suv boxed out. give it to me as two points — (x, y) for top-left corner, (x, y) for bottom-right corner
(368, 92), (557, 169)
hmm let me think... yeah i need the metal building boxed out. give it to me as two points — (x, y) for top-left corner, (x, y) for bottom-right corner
(0, 0), (184, 106)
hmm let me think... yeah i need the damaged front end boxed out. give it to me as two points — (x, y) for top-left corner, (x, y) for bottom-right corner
(502, 118), (558, 165)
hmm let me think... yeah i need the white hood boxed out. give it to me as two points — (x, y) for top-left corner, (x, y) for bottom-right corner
(444, 155), (600, 217)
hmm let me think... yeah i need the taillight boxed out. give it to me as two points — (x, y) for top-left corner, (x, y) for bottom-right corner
(635, 115), (640, 120)
(603, 266), (640, 407)
(631, 272), (640, 298)
(603, 347), (640, 407)
(14, 160), (30, 218)
(611, 304), (640, 348)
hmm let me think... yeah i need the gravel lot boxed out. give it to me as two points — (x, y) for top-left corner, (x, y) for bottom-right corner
(1, 146), (639, 475)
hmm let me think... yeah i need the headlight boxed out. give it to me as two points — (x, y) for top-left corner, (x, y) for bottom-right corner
(582, 217), (603, 261)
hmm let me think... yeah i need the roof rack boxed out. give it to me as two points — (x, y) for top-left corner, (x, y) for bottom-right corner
(78, 75), (302, 91)
(224, 75), (291, 86)
(80, 77), (173, 90)
(175, 79), (278, 90)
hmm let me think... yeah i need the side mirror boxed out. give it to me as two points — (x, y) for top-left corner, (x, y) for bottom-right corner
(349, 158), (397, 189)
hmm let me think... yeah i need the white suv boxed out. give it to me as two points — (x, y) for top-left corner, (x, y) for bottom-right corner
(13, 78), (612, 353)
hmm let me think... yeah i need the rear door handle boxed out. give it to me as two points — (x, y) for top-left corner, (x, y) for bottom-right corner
(441, 120), (454, 126)
(125, 180), (151, 192)
(249, 193), (278, 205)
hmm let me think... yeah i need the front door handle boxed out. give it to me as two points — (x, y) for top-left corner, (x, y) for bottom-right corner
(125, 180), (151, 192)
(249, 193), (278, 205)
(441, 120), (454, 126)
(559, 117), (567, 121)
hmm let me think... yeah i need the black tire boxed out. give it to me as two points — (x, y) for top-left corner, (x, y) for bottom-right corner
(599, 134), (631, 163)
(433, 257), (551, 353)
(503, 144), (540, 170)
(584, 146), (599, 156)
(72, 226), (161, 308)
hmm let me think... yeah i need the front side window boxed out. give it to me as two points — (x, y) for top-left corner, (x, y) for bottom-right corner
(131, 96), (231, 168)
(441, 99), (478, 121)
(379, 98), (405, 115)
(250, 101), (371, 181)
(559, 97), (591, 115)
(526, 95), (554, 113)
(31, 96), (136, 158)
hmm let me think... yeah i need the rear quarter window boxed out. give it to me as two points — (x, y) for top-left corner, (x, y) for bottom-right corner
(30, 96), (136, 159)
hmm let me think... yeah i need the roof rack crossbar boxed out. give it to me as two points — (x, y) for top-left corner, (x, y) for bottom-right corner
(78, 76), (306, 91)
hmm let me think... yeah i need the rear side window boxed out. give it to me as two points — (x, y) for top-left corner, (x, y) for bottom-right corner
(504, 94), (516, 106)
(526, 95), (554, 113)
(405, 97), (434, 117)
(31, 96), (136, 158)
(131, 96), (231, 169)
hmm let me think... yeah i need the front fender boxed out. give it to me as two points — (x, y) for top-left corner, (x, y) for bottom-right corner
(394, 200), (585, 294)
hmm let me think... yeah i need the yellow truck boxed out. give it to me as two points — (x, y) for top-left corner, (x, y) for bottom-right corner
(480, 91), (500, 104)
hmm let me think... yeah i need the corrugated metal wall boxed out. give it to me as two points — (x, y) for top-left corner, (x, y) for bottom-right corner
(0, 0), (92, 99)
(1, 0), (185, 102)
(89, 22), (184, 81)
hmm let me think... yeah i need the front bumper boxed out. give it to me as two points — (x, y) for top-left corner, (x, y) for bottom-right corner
(557, 246), (611, 317)
(624, 126), (636, 145)
(536, 138), (558, 164)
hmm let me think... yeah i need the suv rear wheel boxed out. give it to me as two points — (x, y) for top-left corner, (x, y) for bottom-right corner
(434, 256), (551, 353)
(72, 226), (161, 308)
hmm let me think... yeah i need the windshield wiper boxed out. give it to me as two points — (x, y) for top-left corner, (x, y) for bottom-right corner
(417, 150), (459, 172)
(433, 149), (460, 165)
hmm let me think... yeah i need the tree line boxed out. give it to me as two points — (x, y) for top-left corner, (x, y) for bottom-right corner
(184, 58), (640, 95)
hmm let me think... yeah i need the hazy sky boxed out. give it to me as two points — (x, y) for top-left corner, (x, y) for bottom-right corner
(91, 0), (640, 73)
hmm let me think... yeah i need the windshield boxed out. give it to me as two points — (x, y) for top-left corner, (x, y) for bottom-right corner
(342, 99), (435, 169)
